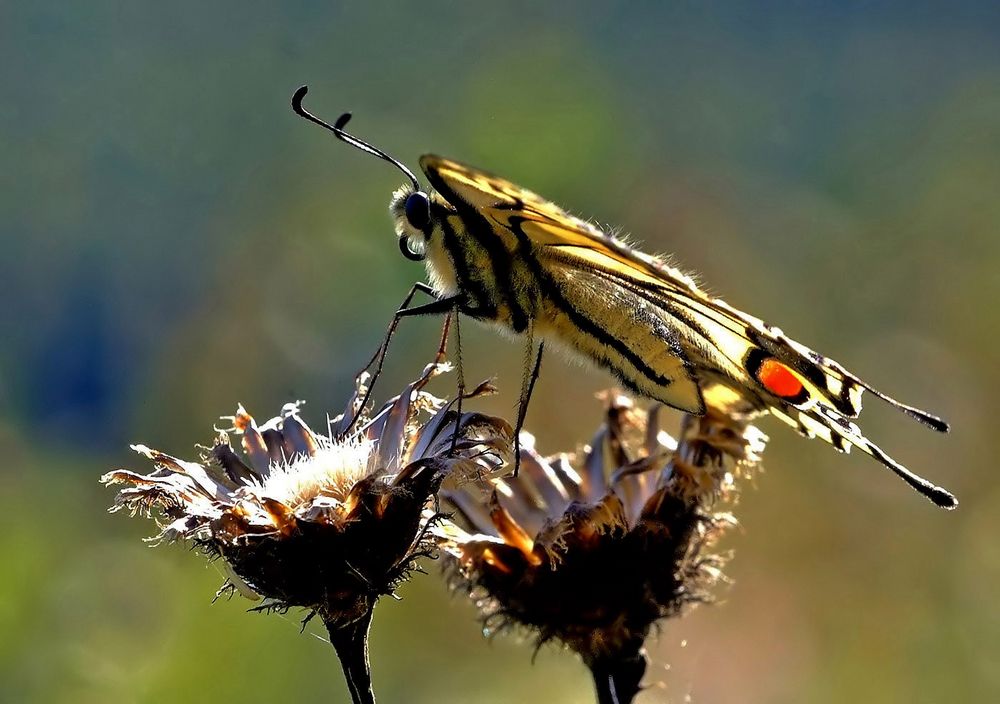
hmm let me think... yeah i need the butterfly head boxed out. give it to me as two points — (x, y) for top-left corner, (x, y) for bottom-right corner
(389, 186), (434, 261)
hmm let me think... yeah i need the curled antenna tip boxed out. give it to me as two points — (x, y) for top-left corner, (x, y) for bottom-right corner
(291, 85), (309, 115)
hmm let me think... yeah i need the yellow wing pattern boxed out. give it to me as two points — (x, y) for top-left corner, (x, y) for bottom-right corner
(420, 155), (955, 508)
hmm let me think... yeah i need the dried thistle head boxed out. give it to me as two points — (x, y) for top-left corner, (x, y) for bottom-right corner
(436, 389), (767, 702)
(102, 360), (511, 629)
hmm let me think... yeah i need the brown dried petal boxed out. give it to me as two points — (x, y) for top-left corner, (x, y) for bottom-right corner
(488, 491), (542, 566)
(210, 442), (259, 485)
(280, 413), (319, 458)
(131, 445), (235, 501)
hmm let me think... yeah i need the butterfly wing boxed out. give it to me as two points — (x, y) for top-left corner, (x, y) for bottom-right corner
(421, 155), (955, 507)
(421, 155), (706, 414)
(538, 262), (708, 415)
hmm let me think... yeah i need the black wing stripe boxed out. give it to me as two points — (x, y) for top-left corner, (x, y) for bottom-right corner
(604, 273), (736, 365)
(427, 168), (530, 332)
(438, 217), (496, 319)
(503, 217), (685, 391)
(427, 164), (684, 391)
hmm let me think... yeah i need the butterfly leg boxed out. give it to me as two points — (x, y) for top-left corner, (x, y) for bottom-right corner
(358, 282), (438, 370)
(344, 282), (463, 435)
(512, 335), (545, 476)
(449, 303), (465, 456)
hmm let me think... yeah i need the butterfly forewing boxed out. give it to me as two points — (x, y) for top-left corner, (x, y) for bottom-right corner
(421, 155), (561, 214)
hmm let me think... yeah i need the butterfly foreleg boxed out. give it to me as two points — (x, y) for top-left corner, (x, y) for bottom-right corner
(344, 282), (463, 435)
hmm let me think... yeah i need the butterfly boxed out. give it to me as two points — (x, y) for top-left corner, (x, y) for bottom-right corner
(292, 86), (956, 509)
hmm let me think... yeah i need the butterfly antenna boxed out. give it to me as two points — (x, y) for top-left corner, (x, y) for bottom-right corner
(291, 85), (421, 191)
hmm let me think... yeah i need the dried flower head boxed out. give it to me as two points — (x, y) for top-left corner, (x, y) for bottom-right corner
(437, 389), (767, 703)
(102, 360), (511, 703)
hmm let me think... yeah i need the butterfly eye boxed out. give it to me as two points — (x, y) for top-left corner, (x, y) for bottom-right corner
(404, 191), (431, 231)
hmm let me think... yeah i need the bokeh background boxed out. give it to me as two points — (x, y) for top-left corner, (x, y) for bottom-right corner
(3, 2), (999, 702)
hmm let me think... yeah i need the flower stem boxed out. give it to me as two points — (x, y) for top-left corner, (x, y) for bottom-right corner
(587, 647), (647, 704)
(326, 610), (376, 704)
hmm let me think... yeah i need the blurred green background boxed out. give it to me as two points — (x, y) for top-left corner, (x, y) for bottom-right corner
(3, 2), (998, 702)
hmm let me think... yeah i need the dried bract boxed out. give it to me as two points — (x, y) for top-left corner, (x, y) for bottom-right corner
(437, 390), (766, 703)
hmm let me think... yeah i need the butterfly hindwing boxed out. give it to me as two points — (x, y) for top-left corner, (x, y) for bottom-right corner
(541, 265), (707, 415)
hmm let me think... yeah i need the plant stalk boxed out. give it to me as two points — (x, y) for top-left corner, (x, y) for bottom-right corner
(326, 609), (376, 704)
(588, 646), (647, 704)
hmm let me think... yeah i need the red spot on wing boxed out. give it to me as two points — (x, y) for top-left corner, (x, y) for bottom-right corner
(758, 359), (805, 398)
